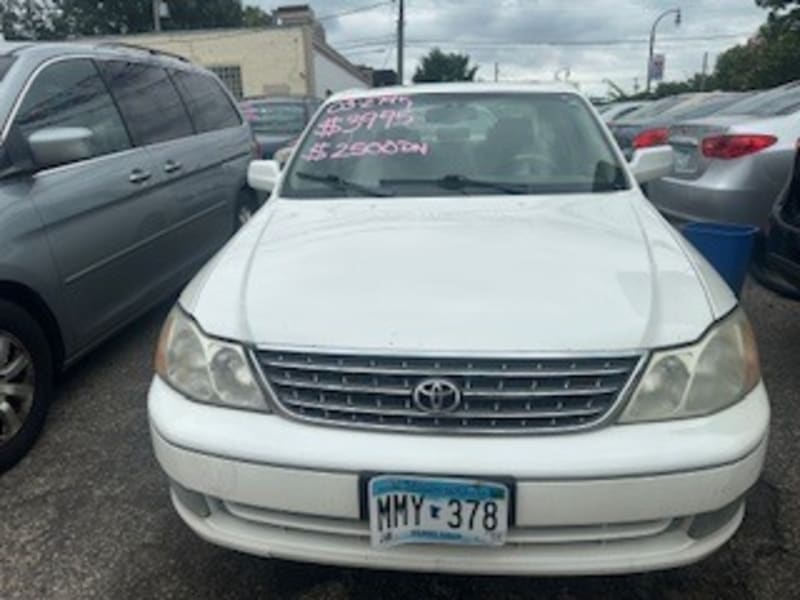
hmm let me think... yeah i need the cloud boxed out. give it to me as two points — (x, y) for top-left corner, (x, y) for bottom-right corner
(245, 0), (766, 96)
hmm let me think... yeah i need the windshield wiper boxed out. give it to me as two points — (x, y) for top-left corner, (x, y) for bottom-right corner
(382, 174), (529, 195)
(295, 171), (394, 197)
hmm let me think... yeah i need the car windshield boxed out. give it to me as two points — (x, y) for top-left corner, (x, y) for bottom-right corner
(241, 100), (307, 135)
(669, 93), (750, 121)
(283, 92), (628, 198)
(719, 82), (800, 117)
(620, 95), (688, 121)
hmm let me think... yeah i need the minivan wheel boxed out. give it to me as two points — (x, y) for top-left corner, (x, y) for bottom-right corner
(235, 190), (259, 230)
(0, 300), (53, 472)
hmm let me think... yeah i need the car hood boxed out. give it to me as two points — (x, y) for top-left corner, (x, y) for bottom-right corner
(181, 192), (735, 353)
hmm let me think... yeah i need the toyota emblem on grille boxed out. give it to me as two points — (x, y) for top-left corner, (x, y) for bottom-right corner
(413, 378), (462, 414)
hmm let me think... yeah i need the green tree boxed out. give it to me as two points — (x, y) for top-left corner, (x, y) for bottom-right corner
(412, 48), (478, 83)
(163, 0), (243, 31)
(755, 0), (800, 12)
(242, 5), (271, 28)
(52, 0), (244, 36)
(1, 0), (60, 40)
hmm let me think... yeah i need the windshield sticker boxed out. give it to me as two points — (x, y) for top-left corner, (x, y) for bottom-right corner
(302, 139), (430, 162)
(326, 95), (414, 115)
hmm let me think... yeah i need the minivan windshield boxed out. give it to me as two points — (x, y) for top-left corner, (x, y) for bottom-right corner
(283, 92), (628, 198)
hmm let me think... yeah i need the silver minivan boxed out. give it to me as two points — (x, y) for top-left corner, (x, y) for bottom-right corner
(0, 42), (258, 471)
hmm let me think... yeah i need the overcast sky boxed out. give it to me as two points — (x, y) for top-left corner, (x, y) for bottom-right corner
(244, 0), (767, 96)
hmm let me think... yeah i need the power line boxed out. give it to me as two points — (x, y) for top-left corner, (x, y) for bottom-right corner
(336, 35), (397, 50)
(403, 33), (751, 48)
(317, 1), (393, 21)
(335, 31), (752, 53)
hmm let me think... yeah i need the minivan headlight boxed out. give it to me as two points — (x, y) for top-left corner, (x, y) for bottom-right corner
(155, 306), (268, 411)
(621, 308), (760, 423)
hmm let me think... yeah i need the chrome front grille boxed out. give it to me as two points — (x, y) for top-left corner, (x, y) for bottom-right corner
(255, 350), (643, 433)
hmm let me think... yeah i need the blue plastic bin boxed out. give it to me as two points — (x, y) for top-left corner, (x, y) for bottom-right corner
(681, 222), (758, 296)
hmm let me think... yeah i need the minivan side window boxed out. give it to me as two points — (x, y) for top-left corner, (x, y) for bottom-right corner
(170, 70), (242, 133)
(97, 61), (194, 146)
(15, 58), (131, 164)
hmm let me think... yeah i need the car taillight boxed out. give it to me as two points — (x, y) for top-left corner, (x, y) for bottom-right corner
(701, 134), (777, 160)
(633, 128), (670, 149)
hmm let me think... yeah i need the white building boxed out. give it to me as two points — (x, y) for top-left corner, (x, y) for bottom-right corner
(100, 5), (371, 100)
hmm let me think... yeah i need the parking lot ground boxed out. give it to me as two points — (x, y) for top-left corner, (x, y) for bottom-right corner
(1, 283), (799, 600)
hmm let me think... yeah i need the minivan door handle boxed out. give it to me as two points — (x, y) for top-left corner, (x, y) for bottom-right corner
(164, 160), (183, 174)
(129, 169), (152, 184)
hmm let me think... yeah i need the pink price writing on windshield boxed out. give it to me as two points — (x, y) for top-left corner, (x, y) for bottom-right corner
(314, 109), (415, 139)
(302, 139), (430, 162)
(325, 95), (414, 115)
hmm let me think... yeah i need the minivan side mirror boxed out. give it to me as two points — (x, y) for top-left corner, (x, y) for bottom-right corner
(28, 127), (93, 169)
(248, 160), (281, 192)
(629, 146), (674, 185)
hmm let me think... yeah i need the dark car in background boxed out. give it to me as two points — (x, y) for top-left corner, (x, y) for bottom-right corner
(0, 42), (256, 471)
(752, 141), (800, 299)
(240, 95), (320, 159)
(610, 92), (750, 159)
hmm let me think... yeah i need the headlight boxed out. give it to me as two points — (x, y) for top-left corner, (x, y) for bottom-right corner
(621, 308), (760, 423)
(154, 306), (269, 411)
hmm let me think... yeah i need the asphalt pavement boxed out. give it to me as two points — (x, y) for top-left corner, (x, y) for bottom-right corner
(1, 283), (799, 600)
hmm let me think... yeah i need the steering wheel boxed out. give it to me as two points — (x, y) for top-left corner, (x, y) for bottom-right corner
(510, 153), (561, 175)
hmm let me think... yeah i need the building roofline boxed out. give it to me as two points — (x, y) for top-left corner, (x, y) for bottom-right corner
(81, 25), (302, 44)
(312, 38), (372, 86)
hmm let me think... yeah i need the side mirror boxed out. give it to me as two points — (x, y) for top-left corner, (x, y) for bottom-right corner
(28, 127), (93, 169)
(629, 146), (674, 185)
(248, 159), (281, 192)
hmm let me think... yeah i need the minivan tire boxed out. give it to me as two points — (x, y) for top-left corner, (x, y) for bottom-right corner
(0, 300), (53, 473)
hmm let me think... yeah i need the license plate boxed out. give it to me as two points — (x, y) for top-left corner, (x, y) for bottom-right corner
(368, 476), (509, 548)
(674, 147), (695, 173)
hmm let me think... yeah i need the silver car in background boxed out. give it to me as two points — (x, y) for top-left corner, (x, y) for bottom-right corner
(610, 92), (748, 160)
(649, 81), (800, 227)
(598, 100), (651, 124)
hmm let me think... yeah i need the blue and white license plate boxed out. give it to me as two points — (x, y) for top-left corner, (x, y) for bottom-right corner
(368, 476), (509, 548)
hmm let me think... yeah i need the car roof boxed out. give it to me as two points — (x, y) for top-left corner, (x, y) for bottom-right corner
(0, 41), (195, 71)
(329, 82), (582, 102)
(242, 96), (316, 103)
(0, 42), (34, 55)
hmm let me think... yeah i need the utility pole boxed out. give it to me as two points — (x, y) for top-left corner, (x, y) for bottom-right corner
(153, 0), (162, 32)
(26, 0), (35, 40)
(700, 51), (709, 91)
(396, 0), (405, 85)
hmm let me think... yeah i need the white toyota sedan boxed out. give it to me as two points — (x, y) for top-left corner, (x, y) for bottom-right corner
(148, 83), (769, 576)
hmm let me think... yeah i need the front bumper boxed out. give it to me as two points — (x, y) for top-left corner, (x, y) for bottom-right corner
(149, 377), (769, 575)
